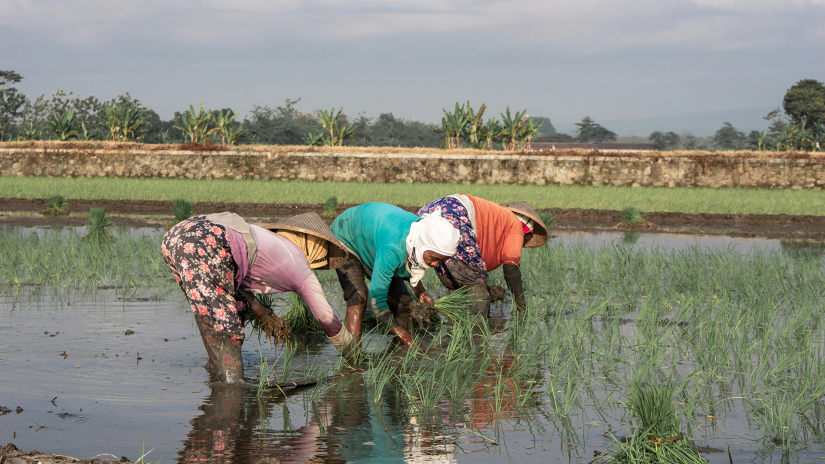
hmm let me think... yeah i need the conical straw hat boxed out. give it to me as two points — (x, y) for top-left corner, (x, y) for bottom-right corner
(500, 202), (548, 248)
(256, 212), (351, 270)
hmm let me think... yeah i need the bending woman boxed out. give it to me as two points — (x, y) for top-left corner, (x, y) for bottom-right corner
(331, 202), (460, 348)
(418, 196), (548, 316)
(162, 212), (352, 384)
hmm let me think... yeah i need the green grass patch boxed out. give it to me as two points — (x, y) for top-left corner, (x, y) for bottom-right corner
(2, 176), (825, 215)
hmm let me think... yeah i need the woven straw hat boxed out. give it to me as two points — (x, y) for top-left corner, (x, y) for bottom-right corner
(500, 202), (548, 248)
(256, 212), (350, 270)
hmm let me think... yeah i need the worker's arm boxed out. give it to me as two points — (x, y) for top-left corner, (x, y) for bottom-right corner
(502, 264), (527, 311)
(238, 289), (269, 317)
(411, 281), (434, 305)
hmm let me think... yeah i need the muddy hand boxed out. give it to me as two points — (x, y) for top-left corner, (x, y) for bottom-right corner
(410, 301), (433, 330)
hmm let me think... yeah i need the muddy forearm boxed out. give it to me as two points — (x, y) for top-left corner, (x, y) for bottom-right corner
(502, 264), (527, 311)
(238, 289), (268, 317)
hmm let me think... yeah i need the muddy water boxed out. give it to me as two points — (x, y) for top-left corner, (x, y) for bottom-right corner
(2, 229), (824, 463)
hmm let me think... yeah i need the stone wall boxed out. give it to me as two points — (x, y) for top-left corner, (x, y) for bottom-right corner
(1, 147), (824, 189)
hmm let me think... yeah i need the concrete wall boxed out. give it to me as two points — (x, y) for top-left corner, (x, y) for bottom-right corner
(1, 147), (824, 189)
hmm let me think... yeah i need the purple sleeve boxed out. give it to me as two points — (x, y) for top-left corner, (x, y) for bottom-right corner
(296, 276), (343, 338)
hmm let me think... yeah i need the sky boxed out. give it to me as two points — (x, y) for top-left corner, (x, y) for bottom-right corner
(2, 0), (823, 134)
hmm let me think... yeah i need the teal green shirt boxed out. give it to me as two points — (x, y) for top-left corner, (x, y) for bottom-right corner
(331, 202), (415, 311)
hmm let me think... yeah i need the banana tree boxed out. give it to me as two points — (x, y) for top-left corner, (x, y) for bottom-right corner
(211, 110), (240, 145)
(225, 125), (248, 146)
(517, 117), (544, 150)
(336, 123), (355, 146)
(480, 118), (504, 150)
(18, 121), (40, 141)
(303, 131), (327, 147)
(79, 121), (101, 141)
(462, 102), (486, 148)
(174, 104), (215, 143)
(99, 103), (146, 141)
(431, 103), (469, 149)
(317, 108), (343, 147)
(500, 107), (529, 151)
(48, 108), (80, 141)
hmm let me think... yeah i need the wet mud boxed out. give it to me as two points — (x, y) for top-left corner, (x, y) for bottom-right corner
(2, 198), (825, 240)
(0, 443), (133, 464)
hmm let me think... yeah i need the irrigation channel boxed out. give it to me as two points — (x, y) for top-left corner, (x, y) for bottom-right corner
(2, 225), (825, 463)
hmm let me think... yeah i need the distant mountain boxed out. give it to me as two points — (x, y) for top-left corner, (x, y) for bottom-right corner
(555, 107), (775, 137)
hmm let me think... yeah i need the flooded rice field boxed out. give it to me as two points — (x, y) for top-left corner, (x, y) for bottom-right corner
(2, 226), (825, 463)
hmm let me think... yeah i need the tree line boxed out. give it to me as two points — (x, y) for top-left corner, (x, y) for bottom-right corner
(1, 71), (822, 151)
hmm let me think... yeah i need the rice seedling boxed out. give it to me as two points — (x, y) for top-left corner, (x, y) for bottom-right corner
(46, 195), (68, 212)
(83, 207), (115, 244)
(172, 198), (193, 224)
(622, 206), (645, 225)
(601, 381), (707, 464)
(322, 195), (338, 217)
(283, 293), (324, 333)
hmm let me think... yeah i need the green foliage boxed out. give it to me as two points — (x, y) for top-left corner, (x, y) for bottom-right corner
(303, 131), (327, 146)
(18, 121), (40, 141)
(84, 207), (115, 245)
(432, 103), (469, 149)
(575, 116), (617, 143)
(500, 107), (529, 151)
(783, 79), (825, 128)
(481, 117), (504, 150)
(602, 382), (707, 464)
(172, 199), (193, 224)
(48, 108), (80, 141)
(0, 70), (25, 142)
(622, 206), (645, 225)
(323, 195), (338, 216)
(174, 104), (215, 143)
(316, 107), (355, 147)
(46, 195), (67, 211)
(754, 121), (824, 152)
(99, 103), (146, 141)
(283, 293), (324, 333)
(462, 102), (486, 148)
(210, 109), (247, 145)
(649, 131), (680, 150)
(712, 122), (747, 150)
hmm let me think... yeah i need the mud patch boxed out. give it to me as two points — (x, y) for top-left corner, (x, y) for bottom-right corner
(3, 198), (825, 240)
(0, 443), (133, 464)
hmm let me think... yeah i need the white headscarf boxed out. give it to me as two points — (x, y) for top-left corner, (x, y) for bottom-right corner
(405, 209), (460, 285)
(514, 212), (535, 233)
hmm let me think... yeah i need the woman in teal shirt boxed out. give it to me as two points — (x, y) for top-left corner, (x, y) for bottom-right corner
(332, 202), (460, 350)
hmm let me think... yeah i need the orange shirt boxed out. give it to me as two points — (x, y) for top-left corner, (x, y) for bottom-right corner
(465, 194), (524, 271)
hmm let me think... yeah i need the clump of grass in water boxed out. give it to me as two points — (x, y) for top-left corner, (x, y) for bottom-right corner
(47, 195), (67, 211)
(622, 206), (645, 225)
(83, 207), (115, 244)
(323, 195), (338, 217)
(603, 381), (707, 464)
(173, 198), (193, 225)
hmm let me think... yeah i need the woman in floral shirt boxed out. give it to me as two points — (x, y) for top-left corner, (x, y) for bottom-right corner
(162, 212), (352, 384)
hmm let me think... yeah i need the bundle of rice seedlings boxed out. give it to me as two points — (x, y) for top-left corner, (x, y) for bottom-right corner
(283, 293), (324, 333)
(620, 206), (656, 230)
(431, 288), (479, 325)
(622, 206), (645, 225)
(322, 195), (339, 217)
(603, 381), (707, 464)
(41, 195), (69, 216)
(83, 207), (115, 244)
(173, 198), (193, 225)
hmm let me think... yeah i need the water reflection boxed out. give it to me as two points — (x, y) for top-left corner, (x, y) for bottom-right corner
(179, 371), (465, 463)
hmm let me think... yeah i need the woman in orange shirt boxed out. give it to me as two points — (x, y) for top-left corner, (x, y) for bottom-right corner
(417, 195), (547, 316)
